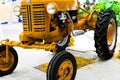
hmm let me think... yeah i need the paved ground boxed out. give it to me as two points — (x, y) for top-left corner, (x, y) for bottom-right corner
(0, 23), (120, 80)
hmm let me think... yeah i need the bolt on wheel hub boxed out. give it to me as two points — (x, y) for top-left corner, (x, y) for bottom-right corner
(0, 51), (14, 71)
(58, 60), (73, 80)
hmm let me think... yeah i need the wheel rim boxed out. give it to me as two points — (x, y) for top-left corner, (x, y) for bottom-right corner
(107, 18), (116, 50)
(57, 59), (73, 80)
(0, 51), (14, 71)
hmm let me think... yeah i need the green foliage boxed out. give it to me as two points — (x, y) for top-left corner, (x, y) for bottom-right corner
(93, 1), (120, 26)
(78, 10), (83, 15)
(85, 0), (90, 5)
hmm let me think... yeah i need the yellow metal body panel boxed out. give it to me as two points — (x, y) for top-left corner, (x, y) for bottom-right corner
(20, 0), (98, 42)
(21, 0), (75, 42)
(0, 0), (99, 71)
(0, 0), (99, 59)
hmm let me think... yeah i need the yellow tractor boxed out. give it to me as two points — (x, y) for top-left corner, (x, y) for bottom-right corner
(0, 0), (117, 80)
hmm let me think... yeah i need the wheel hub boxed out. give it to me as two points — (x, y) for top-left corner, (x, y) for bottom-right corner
(107, 24), (114, 45)
(58, 60), (73, 80)
(0, 51), (14, 71)
(107, 18), (116, 50)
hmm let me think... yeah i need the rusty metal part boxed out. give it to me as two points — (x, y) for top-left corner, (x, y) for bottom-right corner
(0, 39), (57, 54)
(0, 51), (14, 71)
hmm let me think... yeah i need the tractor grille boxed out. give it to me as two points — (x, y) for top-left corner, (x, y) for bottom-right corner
(21, 4), (46, 32)
(21, 5), (27, 26)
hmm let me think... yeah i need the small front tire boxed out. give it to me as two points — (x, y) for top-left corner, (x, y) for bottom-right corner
(0, 45), (18, 76)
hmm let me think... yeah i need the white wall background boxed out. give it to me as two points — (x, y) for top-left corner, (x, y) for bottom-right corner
(0, 0), (22, 23)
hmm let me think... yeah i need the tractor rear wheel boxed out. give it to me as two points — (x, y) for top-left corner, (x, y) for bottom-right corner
(47, 50), (77, 80)
(95, 10), (117, 60)
(0, 45), (18, 76)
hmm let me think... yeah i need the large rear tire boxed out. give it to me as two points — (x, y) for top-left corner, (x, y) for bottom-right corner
(47, 50), (77, 80)
(95, 10), (117, 60)
(0, 45), (18, 76)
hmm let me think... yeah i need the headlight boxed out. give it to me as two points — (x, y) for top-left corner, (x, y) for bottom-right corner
(13, 6), (21, 16)
(46, 3), (56, 14)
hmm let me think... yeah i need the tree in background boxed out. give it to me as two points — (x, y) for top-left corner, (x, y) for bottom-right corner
(2, 0), (5, 4)
(93, 0), (120, 26)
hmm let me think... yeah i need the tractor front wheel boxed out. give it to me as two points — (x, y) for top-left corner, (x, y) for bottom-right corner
(47, 50), (77, 80)
(95, 10), (117, 60)
(0, 45), (18, 76)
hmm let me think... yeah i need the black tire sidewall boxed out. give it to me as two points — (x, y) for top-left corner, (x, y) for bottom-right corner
(95, 10), (117, 60)
(47, 50), (77, 80)
(0, 45), (18, 76)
